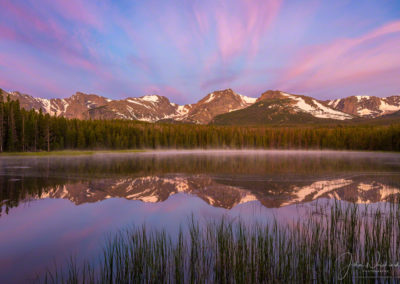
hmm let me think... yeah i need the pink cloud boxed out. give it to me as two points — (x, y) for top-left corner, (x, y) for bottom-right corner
(212, 0), (282, 61)
(130, 56), (153, 74)
(1, 0), (103, 74)
(276, 20), (400, 95)
(193, 0), (282, 90)
(44, 0), (104, 29)
(138, 84), (186, 103)
(2, 0), (49, 34)
(0, 55), (66, 96)
(147, 0), (283, 73)
(200, 73), (240, 91)
(0, 25), (17, 40)
(193, 4), (210, 36)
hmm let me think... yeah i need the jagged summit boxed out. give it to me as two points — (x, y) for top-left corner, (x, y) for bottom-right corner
(186, 89), (256, 123)
(212, 90), (353, 125)
(1, 87), (399, 124)
(327, 95), (400, 118)
(256, 90), (286, 101)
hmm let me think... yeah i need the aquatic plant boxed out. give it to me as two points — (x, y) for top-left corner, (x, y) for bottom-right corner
(41, 200), (400, 283)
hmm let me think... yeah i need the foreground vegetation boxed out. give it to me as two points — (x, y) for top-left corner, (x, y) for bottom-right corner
(1, 96), (400, 152)
(41, 201), (400, 283)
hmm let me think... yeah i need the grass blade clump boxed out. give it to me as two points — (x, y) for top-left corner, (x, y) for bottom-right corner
(42, 199), (400, 283)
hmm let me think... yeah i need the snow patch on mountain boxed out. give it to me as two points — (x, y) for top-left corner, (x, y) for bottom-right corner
(136, 116), (155, 122)
(379, 100), (400, 112)
(357, 182), (400, 201)
(35, 98), (51, 113)
(281, 179), (353, 206)
(238, 193), (258, 204)
(52, 99), (69, 116)
(280, 92), (352, 120)
(327, 95), (400, 118)
(205, 93), (215, 103)
(126, 99), (152, 109)
(327, 99), (340, 108)
(355, 95), (370, 102)
(141, 95), (159, 103)
(139, 195), (159, 203)
(358, 108), (373, 116)
(312, 100), (352, 120)
(238, 94), (257, 104)
(176, 105), (188, 114)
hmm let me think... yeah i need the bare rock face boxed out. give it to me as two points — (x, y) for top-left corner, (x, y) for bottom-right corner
(61, 92), (110, 119)
(1, 90), (49, 112)
(184, 89), (256, 124)
(0, 87), (257, 124)
(327, 95), (400, 118)
(1, 90), (184, 122)
(256, 90), (288, 101)
(3, 86), (398, 124)
(88, 95), (180, 121)
(1, 90), (109, 119)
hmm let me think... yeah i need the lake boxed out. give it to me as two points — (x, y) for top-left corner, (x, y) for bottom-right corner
(1, 150), (400, 283)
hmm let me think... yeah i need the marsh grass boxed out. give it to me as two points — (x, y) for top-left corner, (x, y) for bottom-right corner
(41, 200), (400, 283)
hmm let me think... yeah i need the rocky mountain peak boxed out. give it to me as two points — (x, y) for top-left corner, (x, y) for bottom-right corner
(327, 95), (400, 117)
(3, 85), (398, 124)
(257, 90), (286, 101)
(213, 90), (353, 125)
(139, 94), (172, 105)
(185, 89), (256, 124)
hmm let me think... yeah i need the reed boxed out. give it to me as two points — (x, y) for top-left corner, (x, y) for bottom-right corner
(41, 200), (400, 283)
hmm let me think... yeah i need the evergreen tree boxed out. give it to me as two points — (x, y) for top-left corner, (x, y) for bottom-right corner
(0, 98), (400, 152)
(0, 96), (3, 152)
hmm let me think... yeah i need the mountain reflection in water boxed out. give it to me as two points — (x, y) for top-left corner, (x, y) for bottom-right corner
(1, 150), (400, 215)
(1, 151), (400, 283)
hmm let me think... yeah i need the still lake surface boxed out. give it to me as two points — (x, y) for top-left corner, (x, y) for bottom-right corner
(1, 150), (400, 283)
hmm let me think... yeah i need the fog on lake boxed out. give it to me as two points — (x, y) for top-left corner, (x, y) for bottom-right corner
(1, 150), (400, 283)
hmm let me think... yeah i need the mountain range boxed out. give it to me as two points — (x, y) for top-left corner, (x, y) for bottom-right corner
(30, 175), (400, 208)
(1, 87), (399, 124)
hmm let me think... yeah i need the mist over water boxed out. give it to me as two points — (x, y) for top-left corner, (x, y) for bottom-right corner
(1, 150), (400, 283)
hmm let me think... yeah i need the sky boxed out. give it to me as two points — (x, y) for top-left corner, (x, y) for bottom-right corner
(0, 0), (399, 104)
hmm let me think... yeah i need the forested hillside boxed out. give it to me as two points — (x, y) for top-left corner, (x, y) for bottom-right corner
(1, 96), (399, 152)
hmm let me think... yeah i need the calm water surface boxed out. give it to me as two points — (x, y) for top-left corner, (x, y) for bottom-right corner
(1, 150), (400, 283)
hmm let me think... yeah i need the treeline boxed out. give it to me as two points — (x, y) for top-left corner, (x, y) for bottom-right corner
(1, 96), (400, 152)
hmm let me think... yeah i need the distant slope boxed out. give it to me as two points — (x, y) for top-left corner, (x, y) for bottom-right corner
(0, 88), (255, 124)
(184, 89), (256, 124)
(2, 87), (399, 125)
(88, 95), (186, 121)
(212, 90), (352, 125)
(0, 89), (192, 122)
(381, 110), (400, 118)
(327, 95), (400, 118)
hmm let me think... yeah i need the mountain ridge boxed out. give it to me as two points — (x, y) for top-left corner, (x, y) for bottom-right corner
(326, 95), (400, 118)
(1, 88), (399, 125)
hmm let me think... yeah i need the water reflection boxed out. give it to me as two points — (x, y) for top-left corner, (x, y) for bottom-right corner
(1, 151), (400, 215)
(1, 151), (400, 283)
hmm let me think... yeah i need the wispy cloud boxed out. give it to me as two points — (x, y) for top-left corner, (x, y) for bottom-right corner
(276, 21), (400, 98)
(0, 0), (399, 101)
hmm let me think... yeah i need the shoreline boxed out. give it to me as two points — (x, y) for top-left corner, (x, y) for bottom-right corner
(0, 148), (399, 157)
(0, 149), (146, 157)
